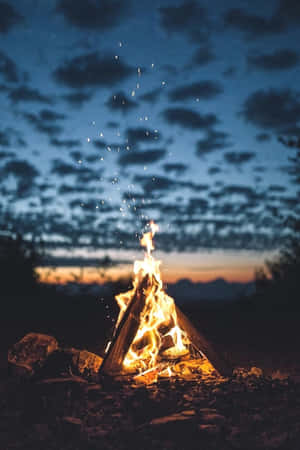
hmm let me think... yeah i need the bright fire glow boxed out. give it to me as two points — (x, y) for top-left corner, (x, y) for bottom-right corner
(113, 221), (215, 382)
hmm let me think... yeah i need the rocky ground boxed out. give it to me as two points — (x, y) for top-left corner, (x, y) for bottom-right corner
(1, 372), (300, 450)
(1, 332), (300, 450)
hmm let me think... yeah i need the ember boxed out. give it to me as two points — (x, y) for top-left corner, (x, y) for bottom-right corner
(101, 222), (231, 383)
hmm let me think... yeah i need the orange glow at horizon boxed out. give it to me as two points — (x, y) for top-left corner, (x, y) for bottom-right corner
(36, 264), (255, 285)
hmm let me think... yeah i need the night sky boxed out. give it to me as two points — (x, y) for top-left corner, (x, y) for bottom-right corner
(1, 0), (299, 284)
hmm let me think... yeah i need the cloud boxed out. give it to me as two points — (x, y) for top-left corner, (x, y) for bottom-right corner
(58, 184), (95, 195)
(255, 133), (271, 142)
(51, 158), (102, 184)
(276, 0), (300, 26)
(125, 127), (161, 146)
(190, 45), (216, 66)
(50, 138), (81, 148)
(159, 1), (210, 42)
(62, 91), (92, 107)
(140, 88), (162, 104)
(105, 91), (138, 113)
(0, 51), (19, 82)
(53, 52), (134, 89)
(22, 111), (64, 137)
(56, 0), (129, 30)
(196, 129), (232, 156)
(224, 8), (283, 38)
(1, 159), (39, 197)
(9, 85), (53, 104)
(134, 174), (179, 194)
(162, 163), (188, 175)
(0, 150), (15, 160)
(0, 129), (10, 147)
(241, 88), (300, 135)
(222, 66), (237, 78)
(163, 107), (218, 130)
(248, 49), (299, 71)
(208, 166), (221, 175)
(169, 81), (223, 102)
(118, 149), (166, 166)
(0, 1), (23, 34)
(224, 151), (256, 165)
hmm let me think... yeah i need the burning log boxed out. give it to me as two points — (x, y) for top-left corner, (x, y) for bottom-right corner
(101, 221), (232, 381)
(100, 275), (150, 375)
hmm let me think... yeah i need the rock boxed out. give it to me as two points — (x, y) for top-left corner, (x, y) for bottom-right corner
(149, 411), (195, 425)
(60, 416), (83, 439)
(198, 423), (220, 434)
(8, 333), (58, 377)
(198, 408), (225, 425)
(73, 350), (103, 378)
(38, 348), (103, 380)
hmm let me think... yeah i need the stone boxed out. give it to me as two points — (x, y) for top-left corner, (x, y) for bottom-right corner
(73, 350), (103, 377)
(8, 333), (58, 376)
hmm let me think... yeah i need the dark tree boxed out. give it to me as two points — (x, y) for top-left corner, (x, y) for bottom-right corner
(0, 231), (41, 296)
(255, 136), (300, 309)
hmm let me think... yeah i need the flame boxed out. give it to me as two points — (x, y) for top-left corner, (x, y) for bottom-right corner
(113, 220), (199, 380)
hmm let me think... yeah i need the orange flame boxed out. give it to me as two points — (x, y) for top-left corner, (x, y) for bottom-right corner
(114, 221), (191, 379)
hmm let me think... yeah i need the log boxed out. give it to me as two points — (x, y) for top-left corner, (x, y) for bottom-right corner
(175, 306), (232, 377)
(100, 275), (150, 375)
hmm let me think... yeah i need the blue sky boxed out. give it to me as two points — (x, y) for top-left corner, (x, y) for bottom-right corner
(1, 0), (299, 283)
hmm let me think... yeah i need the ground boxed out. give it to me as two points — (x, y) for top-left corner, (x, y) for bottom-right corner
(0, 304), (300, 449)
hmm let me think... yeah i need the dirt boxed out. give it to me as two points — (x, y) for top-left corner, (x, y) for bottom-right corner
(0, 370), (300, 450)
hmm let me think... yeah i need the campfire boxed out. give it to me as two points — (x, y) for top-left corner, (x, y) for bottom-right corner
(101, 221), (231, 384)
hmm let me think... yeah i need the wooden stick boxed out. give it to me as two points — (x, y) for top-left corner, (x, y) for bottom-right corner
(175, 306), (232, 377)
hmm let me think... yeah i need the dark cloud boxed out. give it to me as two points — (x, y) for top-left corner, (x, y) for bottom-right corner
(50, 138), (81, 148)
(248, 49), (299, 71)
(51, 158), (102, 184)
(53, 52), (134, 89)
(276, 0), (300, 26)
(93, 140), (106, 150)
(268, 184), (286, 193)
(224, 151), (256, 165)
(106, 121), (119, 128)
(191, 45), (216, 66)
(9, 85), (53, 104)
(196, 129), (232, 156)
(208, 166), (221, 175)
(159, 1), (209, 43)
(0, 150), (15, 160)
(169, 81), (223, 102)
(105, 91), (138, 113)
(0, 129), (10, 147)
(255, 132), (271, 142)
(56, 0), (129, 30)
(241, 88), (300, 135)
(162, 163), (188, 176)
(140, 88), (162, 104)
(58, 184), (95, 195)
(134, 174), (178, 194)
(39, 254), (130, 268)
(222, 66), (237, 78)
(118, 149), (166, 166)
(224, 8), (283, 38)
(0, 51), (19, 82)
(22, 111), (63, 137)
(1, 159), (39, 197)
(62, 91), (92, 107)
(126, 127), (160, 146)
(0, 1), (23, 34)
(163, 107), (218, 130)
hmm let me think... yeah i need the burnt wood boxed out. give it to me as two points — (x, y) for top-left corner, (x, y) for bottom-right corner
(175, 306), (232, 377)
(100, 275), (150, 375)
(101, 274), (232, 377)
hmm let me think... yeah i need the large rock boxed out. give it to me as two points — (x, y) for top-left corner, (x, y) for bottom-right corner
(39, 348), (103, 380)
(8, 333), (58, 377)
